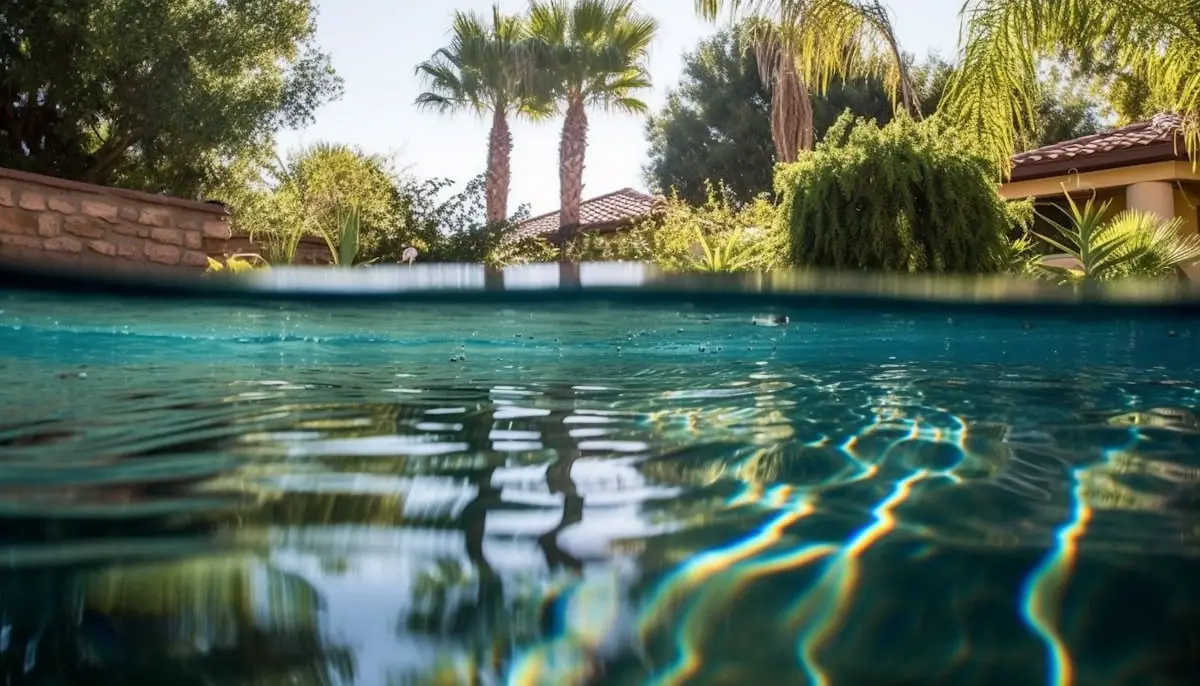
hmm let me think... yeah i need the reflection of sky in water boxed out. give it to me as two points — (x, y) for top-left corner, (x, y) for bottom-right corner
(268, 527), (644, 683)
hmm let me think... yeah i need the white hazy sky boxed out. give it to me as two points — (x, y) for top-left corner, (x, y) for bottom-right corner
(276, 0), (963, 216)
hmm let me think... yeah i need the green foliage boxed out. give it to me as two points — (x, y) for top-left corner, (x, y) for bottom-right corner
(1001, 234), (1043, 276)
(694, 1), (919, 119)
(1066, 41), (1167, 124)
(644, 28), (940, 206)
(1031, 194), (1200, 282)
(527, 0), (658, 115)
(319, 206), (364, 266)
(643, 25), (1097, 207)
(776, 113), (1029, 273)
(396, 174), (557, 267)
(643, 28), (776, 206)
(414, 8), (546, 118)
(569, 184), (784, 272)
(690, 225), (760, 272)
(0, 0), (341, 198)
(941, 0), (1200, 172)
(414, 6), (550, 224)
(231, 143), (404, 264)
(205, 254), (270, 273)
(1027, 63), (1104, 149)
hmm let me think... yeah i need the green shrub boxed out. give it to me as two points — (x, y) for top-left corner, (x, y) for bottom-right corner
(775, 113), (1030, 273)
(392, 174), (558, 267)
(567, 184), (785, 272)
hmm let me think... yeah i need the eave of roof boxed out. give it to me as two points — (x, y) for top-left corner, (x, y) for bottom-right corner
(1008, 113), (1189, 182)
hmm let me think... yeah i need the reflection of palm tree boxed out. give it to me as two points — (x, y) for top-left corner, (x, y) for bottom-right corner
(539, 409), (584, 573)
(395, 392), (616, 681)
(401, 404), (512, 673)
(455, 463), (506, 638)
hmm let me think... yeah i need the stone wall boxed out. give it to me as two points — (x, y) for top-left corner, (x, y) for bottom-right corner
(0, 167), (232, 272)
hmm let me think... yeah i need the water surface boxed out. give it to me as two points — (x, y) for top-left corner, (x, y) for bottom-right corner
(0, 283), (1197, 685)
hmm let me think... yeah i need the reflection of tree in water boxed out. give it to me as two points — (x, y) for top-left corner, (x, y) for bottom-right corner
(398, 399), (590, 683)
(0, 555), (354, 685)
(540, 408), (584, 575)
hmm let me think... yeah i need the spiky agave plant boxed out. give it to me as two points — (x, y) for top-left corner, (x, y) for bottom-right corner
(690, 223), (762, 272)
(318, 205), (363, 266)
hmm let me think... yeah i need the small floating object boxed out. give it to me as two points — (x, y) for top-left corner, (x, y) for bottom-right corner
(751, 314), (789, 327)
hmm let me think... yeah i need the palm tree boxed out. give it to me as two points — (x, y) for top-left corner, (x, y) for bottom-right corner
(695, 0), (917, 162)
(941, 0), (1200, 175)
(415, 7), (546, 225)
(528, 0), (658, 244)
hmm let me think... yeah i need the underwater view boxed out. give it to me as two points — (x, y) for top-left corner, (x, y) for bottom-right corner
(0, 270), (1197, 685)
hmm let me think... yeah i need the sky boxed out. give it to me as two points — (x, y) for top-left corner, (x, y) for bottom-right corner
(276, 0), (964, 217)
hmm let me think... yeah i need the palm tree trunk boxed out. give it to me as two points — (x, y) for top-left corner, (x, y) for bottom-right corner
(485, 108), (513, 225)
(773, 53), (812, 162)
(557, 95), (588, 250)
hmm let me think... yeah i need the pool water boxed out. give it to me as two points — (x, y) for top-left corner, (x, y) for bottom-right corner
(0, 286), (1198, 685)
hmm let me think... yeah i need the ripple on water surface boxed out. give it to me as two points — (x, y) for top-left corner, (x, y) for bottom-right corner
(0, 295), (1198, 685)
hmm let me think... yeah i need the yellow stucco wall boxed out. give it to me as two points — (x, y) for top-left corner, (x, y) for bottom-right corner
(1003, 164), (1200, 233)
(1173, 185), (1200, 234)
(999, 161), (1200, 201)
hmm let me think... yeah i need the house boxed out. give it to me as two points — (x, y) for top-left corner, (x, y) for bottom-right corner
(1000, 113), (1200, 276)
(512, 187), (664, 241)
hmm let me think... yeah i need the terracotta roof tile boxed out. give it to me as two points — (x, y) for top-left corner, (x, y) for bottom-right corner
(513, 188), (664, 240)
(1010, 113), (1187, 179)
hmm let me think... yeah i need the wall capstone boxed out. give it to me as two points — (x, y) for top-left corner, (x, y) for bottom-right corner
(0, 166), (232, 273)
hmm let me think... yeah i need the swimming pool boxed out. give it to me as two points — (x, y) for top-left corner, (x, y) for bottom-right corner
(0, 264), (1197, 685)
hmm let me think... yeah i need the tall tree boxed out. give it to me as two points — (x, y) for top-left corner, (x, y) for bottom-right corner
(0, 0), (340, 198)
(527, 0), (657, 243)
(645, 28), (935, 205)
(694, 0), (916, 162)
(645, 33), (1105, 205)
(941, 0), (1200, 173)
(415, 6), (546, 225)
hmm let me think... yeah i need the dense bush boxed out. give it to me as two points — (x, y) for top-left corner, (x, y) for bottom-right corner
(567, 184), (785, 272)
(775, 113), (1031, 273)
(390, 174), (558, 267)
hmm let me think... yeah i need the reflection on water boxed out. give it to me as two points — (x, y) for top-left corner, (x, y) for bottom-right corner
(0, 294), (1198, 684)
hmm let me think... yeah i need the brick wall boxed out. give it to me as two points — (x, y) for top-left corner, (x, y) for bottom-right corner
(0, 167), (232, 272)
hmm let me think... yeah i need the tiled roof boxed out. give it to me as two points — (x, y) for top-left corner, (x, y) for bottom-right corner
(513, 187), (664, 239)
(1010, 113), (1187, 180)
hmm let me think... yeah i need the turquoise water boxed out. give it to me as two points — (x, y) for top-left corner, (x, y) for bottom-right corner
(0, 272), (1198, 685)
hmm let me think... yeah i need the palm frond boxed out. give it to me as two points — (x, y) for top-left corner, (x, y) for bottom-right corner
(940, 0), (1167, 173)
(696, 0), (919, 145)
(529, 0), (657, 108)
(413, 7), (541, 118)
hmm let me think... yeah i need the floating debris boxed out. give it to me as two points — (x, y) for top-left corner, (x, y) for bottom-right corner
(751, 314), (789, 327)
